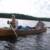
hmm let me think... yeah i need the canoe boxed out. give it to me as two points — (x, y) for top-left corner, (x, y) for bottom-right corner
(0, 27), (47, 39)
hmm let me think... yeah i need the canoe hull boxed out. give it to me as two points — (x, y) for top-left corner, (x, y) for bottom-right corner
(0, 28), (46, 37)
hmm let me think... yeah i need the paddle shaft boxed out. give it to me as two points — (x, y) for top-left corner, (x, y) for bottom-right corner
(10, 24), (17, 37)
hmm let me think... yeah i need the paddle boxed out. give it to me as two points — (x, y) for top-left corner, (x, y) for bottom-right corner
(10, 24), (18, 37)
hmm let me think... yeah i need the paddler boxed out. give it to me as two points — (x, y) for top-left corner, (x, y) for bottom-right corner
(35, 20), (45, 30)
(7, 15), (18, 30)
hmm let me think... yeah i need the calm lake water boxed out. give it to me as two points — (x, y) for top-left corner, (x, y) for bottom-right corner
(0, 28), (49, 50)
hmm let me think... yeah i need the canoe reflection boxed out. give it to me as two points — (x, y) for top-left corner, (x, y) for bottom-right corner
(4, 42), (16, 50)
(35, 34), (43, 50)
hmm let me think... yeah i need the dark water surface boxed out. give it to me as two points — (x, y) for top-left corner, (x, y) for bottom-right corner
(0, 28), (50, 50)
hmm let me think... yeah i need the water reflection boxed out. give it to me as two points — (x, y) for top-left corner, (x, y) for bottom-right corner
(35, 33), (43, 50)
(4, 42), (15, 50)
(4, 38), (17, 50)
(35, 32), (48, 50)
(0, 29), (49, 50)
(4, 33), (48, 50)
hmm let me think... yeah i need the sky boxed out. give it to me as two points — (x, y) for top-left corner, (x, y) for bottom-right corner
(0, 0), (50, 18)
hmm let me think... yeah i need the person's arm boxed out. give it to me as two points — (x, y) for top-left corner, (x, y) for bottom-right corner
(7, 20), (9, 24)
(7, 20), (12, 24)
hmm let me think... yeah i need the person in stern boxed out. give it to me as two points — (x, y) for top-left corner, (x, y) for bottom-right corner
(35, 20), (45, 30)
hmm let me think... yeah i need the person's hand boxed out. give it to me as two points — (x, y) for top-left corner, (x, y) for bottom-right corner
(7, 20), (9, 24)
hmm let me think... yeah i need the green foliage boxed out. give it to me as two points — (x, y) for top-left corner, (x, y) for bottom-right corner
(0, 13), (50, 21)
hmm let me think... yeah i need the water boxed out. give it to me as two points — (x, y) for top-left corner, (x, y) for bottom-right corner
(0, 28), (49, 50)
